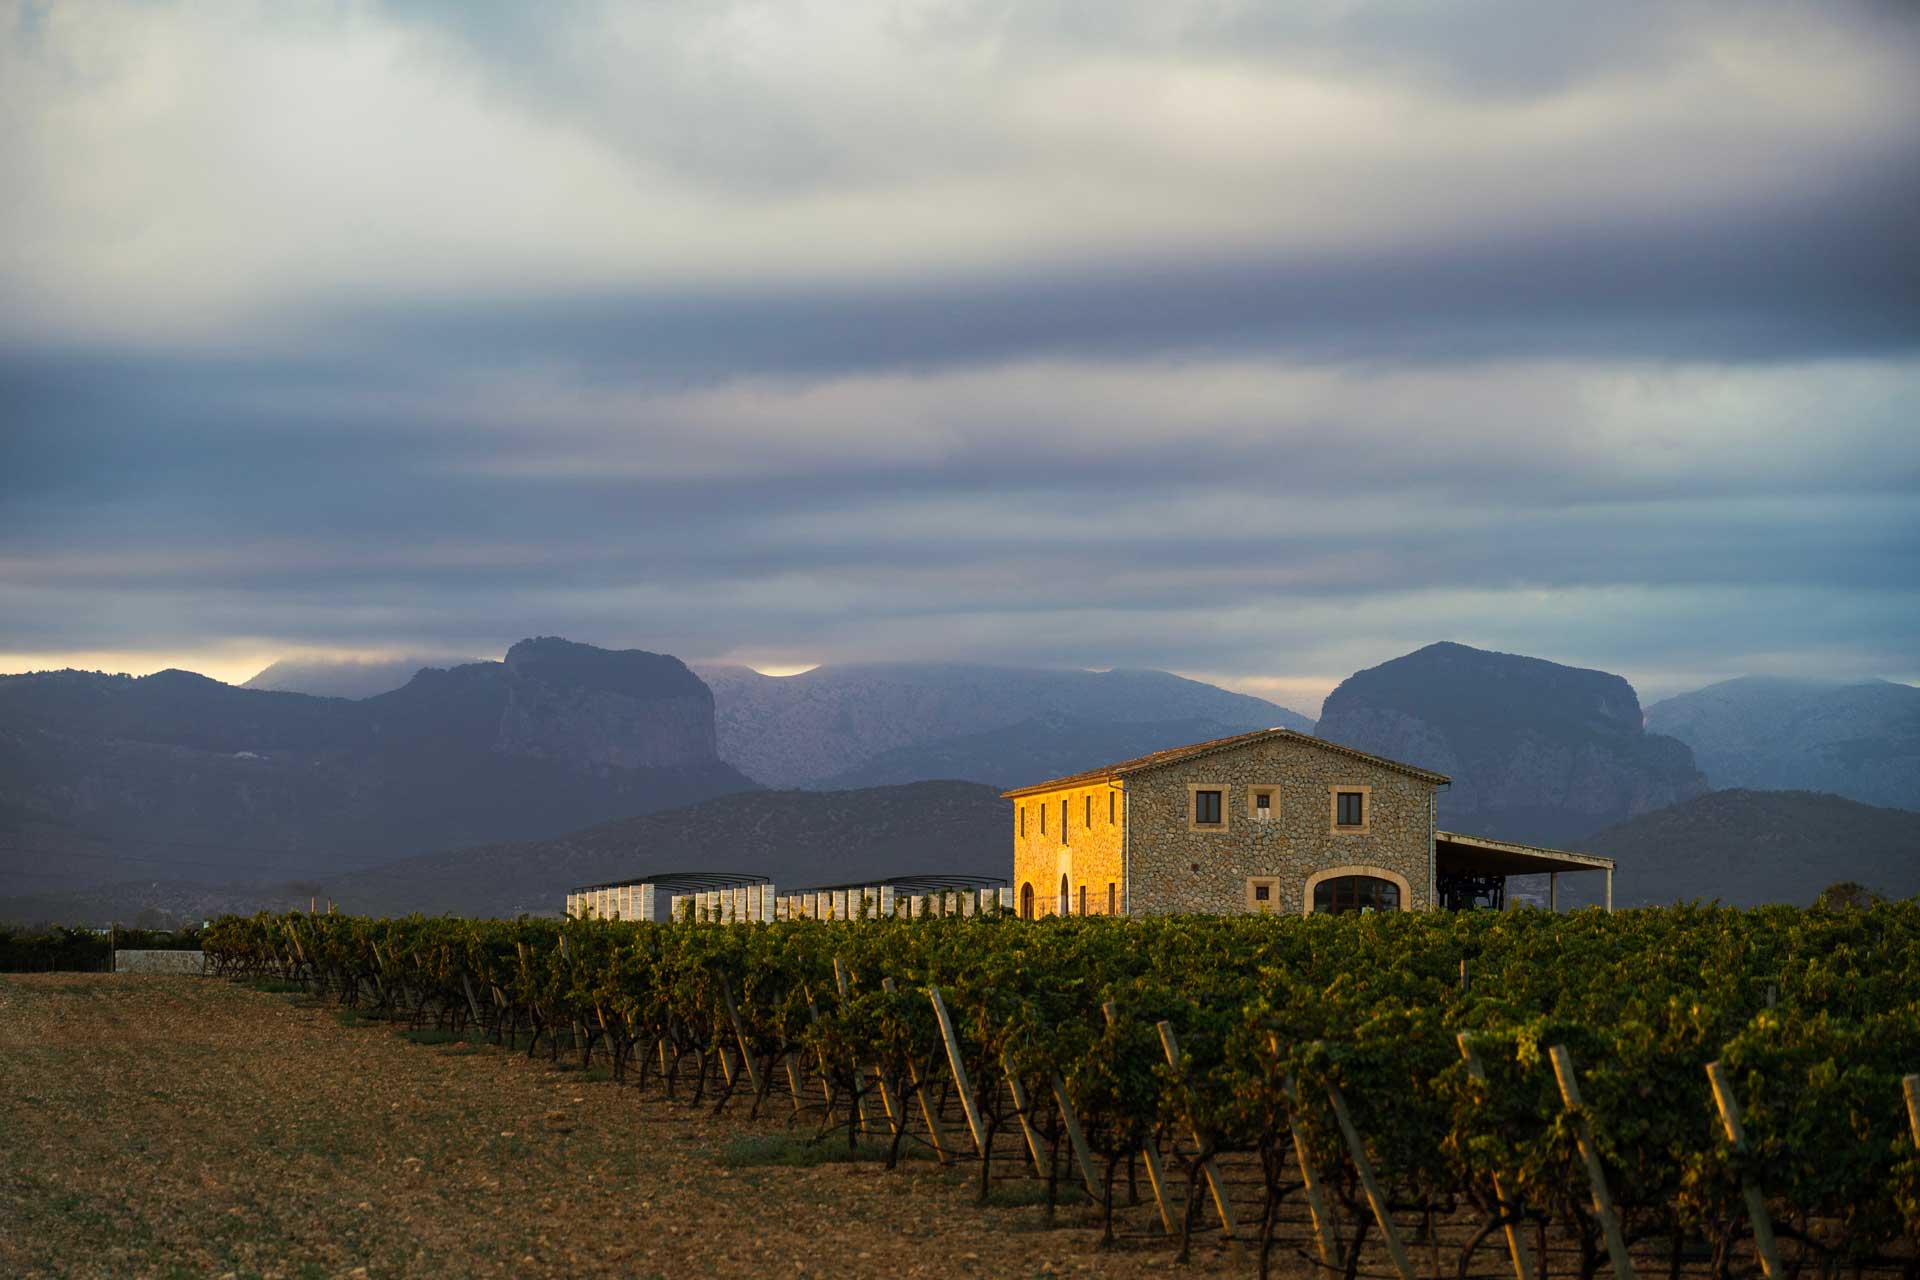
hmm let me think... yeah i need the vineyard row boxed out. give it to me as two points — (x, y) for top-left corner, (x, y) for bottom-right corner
(202, 905), (1920, 1277)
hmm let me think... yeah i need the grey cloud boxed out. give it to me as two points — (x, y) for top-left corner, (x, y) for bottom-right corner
(381, 2), (1920, 178)
(293, 164), (1920, 381)
(3, 1), (1916, 703)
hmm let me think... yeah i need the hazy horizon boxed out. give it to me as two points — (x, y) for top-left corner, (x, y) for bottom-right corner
(5, 640), (1915, 723)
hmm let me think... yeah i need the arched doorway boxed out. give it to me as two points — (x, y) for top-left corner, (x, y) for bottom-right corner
(1310, 874), (1401, 915)
(1059, 874), (1070, 916)
(1020, 882), (1035, 919)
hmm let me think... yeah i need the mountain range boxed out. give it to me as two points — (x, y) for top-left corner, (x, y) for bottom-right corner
(1645, 676), (1920, 812)
(0, 638), (754, 895)
(2, 634), (1915, 923)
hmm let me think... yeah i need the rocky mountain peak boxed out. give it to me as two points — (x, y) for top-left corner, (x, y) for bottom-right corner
(493, 638), (715, 772)
(1316, 641), (1705, 845)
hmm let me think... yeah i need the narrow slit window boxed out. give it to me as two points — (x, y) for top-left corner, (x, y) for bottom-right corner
(1060, 799), (1068, 843)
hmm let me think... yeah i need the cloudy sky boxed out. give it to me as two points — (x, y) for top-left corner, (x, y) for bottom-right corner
(3, 1), (1916, 715)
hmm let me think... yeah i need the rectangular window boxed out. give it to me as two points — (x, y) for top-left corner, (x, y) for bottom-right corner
(1020, 806), (1025, 837)
(1078, 886), (1087, 915)
(1246, 876), (1282, 913)
(1107, 883), (1116, 914)
(1085, 794), (1091, 828)
(1109, 790), (1115, 823)
(1040, 804), (1045, 835)
(1061, 799), (1068, 843)
(1337, 791), (1365, 827)
(1254, 883), (1271, 901)
(1194, 789), (1223, 826)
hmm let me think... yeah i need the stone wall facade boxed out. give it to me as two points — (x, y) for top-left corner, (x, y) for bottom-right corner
(1125, 736), (1437, 914)
(1009, 733), (1440, 918)
(1011, 780), (1126, 916)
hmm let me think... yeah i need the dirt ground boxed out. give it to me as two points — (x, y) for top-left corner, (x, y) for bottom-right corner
(0, 974), (1253, 1280)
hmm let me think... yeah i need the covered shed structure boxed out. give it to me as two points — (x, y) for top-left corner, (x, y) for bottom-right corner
(566, 871), (769, 922)
(778, 873), (1012, 921)
(1434, 831), (1616, 912)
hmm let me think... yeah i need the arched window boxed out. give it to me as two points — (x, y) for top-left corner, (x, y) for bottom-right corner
(1311, 875), (1401, 915)
(1059, 873), (1070, 916)
(1020, 882), (1035, 920)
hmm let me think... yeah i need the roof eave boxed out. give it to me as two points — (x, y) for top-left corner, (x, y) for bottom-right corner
(1434, 829), (1617, 872)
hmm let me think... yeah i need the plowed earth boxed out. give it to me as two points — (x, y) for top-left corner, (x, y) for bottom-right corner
(0, 974), (1248, 1280)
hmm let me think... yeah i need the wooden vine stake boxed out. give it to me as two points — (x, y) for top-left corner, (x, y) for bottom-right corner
(1107, 1002), (1178, 1235)
(999, 1051), (1049, 1174)
(1155, 1020), (1247, 1264)
(1904, 1075), (1920, 1145)
(1457, 1033), (1535, 1280)
(460, 973), (483, 1028)
(720, 977), (764, 1100)
(1705, 1062), (1781, 1278)
(1325, 1080), (1417, 1280)
(927, 986), (988, 1156)
(835, 957), (898, 1135)
(1050, 1073), (1102, 1198)
(882, 977), (954, 1164)
(782, 1050), (807, 1115)
(1266, 1034), (1337, 1267)
(804, 988), (841, 1111)
(1548, 1045), (1636, 1280)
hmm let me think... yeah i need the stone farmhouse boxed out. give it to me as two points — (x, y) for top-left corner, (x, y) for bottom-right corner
(1004, 728), (1614, 918)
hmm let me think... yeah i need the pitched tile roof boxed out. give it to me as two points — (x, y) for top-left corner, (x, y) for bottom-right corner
(1000, 727), (1450, 798)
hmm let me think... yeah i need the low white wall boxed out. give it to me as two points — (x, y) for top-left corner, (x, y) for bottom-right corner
(114, 950), (207, 975)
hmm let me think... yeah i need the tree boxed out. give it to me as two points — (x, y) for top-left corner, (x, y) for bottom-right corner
(1814, 880), (1883, 910)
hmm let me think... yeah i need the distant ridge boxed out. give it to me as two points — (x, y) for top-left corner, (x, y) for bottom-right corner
(1647, 676), (1920, 812)
(1566, 789), (1920, 908)
(244, 654), (483, 700)
(0, 637), (756, 893)
(313, 780), (1009, 918)
(694, 662), (1311, 788)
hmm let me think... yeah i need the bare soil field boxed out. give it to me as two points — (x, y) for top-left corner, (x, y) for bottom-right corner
(0, 973), (1245, 1280)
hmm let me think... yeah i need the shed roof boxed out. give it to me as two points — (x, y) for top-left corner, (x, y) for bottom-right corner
(1434, 831), (1615, 876)
(567, 870), (770, 894)
(1001, 727), (1450, 798)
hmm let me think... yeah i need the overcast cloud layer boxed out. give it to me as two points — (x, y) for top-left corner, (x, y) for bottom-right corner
(3, 1), (1916, 711)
